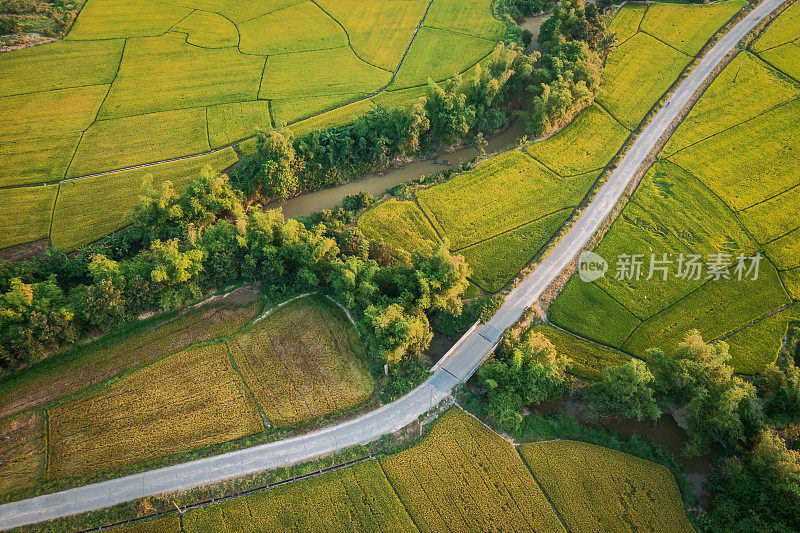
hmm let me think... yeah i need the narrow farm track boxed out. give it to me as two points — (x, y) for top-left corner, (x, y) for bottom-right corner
(0, 0), (785, 528)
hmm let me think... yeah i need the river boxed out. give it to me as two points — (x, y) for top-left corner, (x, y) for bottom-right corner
(265, 119), (526, 218)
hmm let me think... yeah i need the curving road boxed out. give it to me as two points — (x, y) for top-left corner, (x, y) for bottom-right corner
(0, 0), (784, 528)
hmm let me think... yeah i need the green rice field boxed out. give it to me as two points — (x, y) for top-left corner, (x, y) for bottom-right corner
(0, 0), (503, 252)
(549, 9), (800, 374)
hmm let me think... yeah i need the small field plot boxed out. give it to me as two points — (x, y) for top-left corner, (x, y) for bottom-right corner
(227, 294), (373, 427)
(548, 277), (641, 349)
(640, 0), (746, 55)
(171, 10), (239, 48)
(763, 229), (800, 270)
(607, 3), (647, 45)
(391, 26), (496, 89)
(519, 440), (693, 532)
(597, 32), (690, 129)
(724, 304), (800, 374)
(52, 148), (238, 250)
(527, 324), (631, 381)
(381, 408), (566, 532)
(751, 0), (800, 53)
(667, 98), (800, 211)
(66, 0), (190, 40)
(417, 151), (597, 249)
(317, 0), (428, 71)
(459, 209), (571, 293)
(0, 185), (58, 250)
(283, 100), (376, 136)
(47, 343), (263, 479)
(206, 100), (272, 149)
(422, 0), (505, 41)
(114, 516), (181, 533)
(781, 268), (800, 300)
(0, 84), (109, 186)
(0, 293), (261, 420)
(0, 39), (123, 98)
(271, 93), (370, 128)
(663, 52), (800, 156)
(622, 263), (790, 360)
(758, 42), (800, 82)
(371, 86), (427, 110)
(523, 103), (630, 176)
(0, 413), (46, 496)
(259, 47), (390, 100)
(67, 107), (210, 179)
(238, 2), (347, 55)
(99, 33), (264, 119)
(357, 199), (439, 252)
(182, 461), (416, 532)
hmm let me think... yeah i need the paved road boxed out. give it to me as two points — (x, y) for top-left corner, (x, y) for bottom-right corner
(0, 0), (783, 528)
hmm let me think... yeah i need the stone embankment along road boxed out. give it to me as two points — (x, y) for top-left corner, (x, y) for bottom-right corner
(0, 0), (785, 527)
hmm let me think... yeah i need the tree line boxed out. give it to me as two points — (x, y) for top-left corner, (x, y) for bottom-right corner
(229, 0), (608, 205)
(0, 170), (468, 397)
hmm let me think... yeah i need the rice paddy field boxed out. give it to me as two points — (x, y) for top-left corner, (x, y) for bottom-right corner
(548, 7), (800, 375)
(0, 292), (372, 491)
(518, 440), (694, 532)
(0, 0), (503, 253)
(111, 407), (691, 532)
(352, 1), (743, 296)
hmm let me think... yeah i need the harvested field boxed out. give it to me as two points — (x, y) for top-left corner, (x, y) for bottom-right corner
(0, 294), (261, 420)
(0, 413), (46, 495)
(227, 294), (373, 427)
(357, 199), (439, 252)
(519, 440), (693, 532)
(47, 342), (263, 479)
(380, 408), (566, 532)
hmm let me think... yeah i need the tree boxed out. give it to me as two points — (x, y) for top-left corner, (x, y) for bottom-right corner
(585, 359), (662, 422)
(71, 254), (128, 331)
(758, 361), (800, 424)
(144, 239), (205, 311)
(363, 304), (432, 364)
(423, 77), (473, 147)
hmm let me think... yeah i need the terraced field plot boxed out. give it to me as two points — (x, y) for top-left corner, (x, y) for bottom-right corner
(153, 408), (691, 532)
(751, 0), (800, 82)
(380, 408), (566, 532)
(0, 294), (261, 421)
(227, 295), (373, 427)
(357, 199), (439, 252)
(519, 440), (693, 532)
(0, 0), (502, 252)
(183, 461), (417, 532)
(526, 324), (631, 380)
(0, 290), (374, 490)
(47, 342), (264, 479)
(549, 9), (800, 374)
